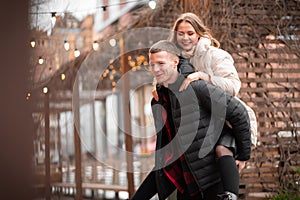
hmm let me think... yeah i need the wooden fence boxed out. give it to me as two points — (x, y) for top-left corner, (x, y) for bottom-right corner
(204, 0), (300, 198)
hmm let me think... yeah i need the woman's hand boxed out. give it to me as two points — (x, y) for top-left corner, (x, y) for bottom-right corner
(179, 71), (211, 91)
(235, 160), (246, 173)
(152, 89), (159, 101)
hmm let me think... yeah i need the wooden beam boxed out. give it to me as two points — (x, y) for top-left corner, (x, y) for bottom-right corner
(44, 92), (51, 200)
(120, 36), (135, 198)
(73, 78), (83, 200)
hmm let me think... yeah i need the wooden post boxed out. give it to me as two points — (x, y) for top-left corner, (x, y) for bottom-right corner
(44, 91), (51, 200)
(138, 87), (147, 153)
(73, 78), (83, 200)
(91, 101), (97, 159)
(103, 98), (108, 158)
(57, 113), (62, 178)
(119, 37), (135, 198)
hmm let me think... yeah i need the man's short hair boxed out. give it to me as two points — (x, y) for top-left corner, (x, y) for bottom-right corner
(149, 40), (180, 56)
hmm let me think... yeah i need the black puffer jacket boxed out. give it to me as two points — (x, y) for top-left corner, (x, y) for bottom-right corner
(132, 75), (251, 200)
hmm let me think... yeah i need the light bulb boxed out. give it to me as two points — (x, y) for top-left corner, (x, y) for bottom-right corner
(30, 39), (36, 48)
(26, 92), (31, 100)
(61, 73), (66, 80)
(93, 41), (99, 51)
(38, 57), (44, 65)
(43, 87), (48, 94)
(74, 49), (80, 57)
(148, 0), (156, 9)
(51, 12), (56, 26)
(109, 39), (116, 47)
(64, 40), (70, 51)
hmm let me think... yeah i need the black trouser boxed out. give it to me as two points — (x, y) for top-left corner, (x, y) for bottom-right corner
(131, 171), (175, 200)
(177, 181), (224, 200)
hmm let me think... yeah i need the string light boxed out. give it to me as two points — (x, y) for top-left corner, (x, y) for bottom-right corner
(30, 39), (36, 48)
(148, 0), (156, 9)
(109, 39), (116, 47)
(29, 0), (144, 16)
(38, 56), (44, 65)
(43, 87), (48, 94)
(92, 41), (99, 51)
(29, 0), (151, 95)
(26, 92), (31, 100)
(64, 40), (70, 51)
(29, 0), (148, 57)
(61, 73), (66, 80)
(51, 12), (57, 26)
(74, 48), (80, 57)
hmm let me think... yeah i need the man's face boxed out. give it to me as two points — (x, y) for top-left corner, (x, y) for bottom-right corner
(149, 51), (179, 87)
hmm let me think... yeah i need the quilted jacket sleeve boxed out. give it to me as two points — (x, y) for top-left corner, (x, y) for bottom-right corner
(192, 80), (251, 161)
(191, 45), (241, 96)
(209, 48), (241, 96)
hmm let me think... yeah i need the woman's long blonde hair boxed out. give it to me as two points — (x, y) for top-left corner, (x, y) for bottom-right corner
(168, 12), (220, 49)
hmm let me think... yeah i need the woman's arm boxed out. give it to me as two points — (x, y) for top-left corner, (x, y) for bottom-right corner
(184, 44), (241, 96)
(209, 49), (241, 96)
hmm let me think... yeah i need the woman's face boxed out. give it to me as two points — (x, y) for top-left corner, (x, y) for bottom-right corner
(176, 21), (200, 51)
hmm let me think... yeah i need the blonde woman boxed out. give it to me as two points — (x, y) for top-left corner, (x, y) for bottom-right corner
(167, 12), (257, 200)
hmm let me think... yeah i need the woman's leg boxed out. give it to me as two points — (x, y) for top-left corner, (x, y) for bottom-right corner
(216, 145), (239, 200)
(203, 181), (224, 199)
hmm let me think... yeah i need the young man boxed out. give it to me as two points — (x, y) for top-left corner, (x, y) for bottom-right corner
(131, 40), (251, 200)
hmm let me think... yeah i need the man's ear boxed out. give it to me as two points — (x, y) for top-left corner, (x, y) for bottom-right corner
(173, 56), (179, 67)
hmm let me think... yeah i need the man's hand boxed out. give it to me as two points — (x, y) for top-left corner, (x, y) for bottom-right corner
(179, 71), (210, 92)
(235, 160), (246, 173)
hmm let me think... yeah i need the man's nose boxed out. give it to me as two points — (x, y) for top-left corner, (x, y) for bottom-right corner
(152, 64), (160, 72)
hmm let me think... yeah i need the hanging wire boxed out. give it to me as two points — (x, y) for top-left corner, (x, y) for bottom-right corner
(29, 0), (144, 15)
